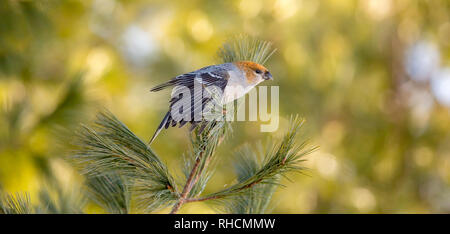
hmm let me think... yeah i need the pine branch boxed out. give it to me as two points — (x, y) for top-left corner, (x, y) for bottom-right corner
(224, 144), (279, 214)
(170, 121), (229, 214)
(71, 111), (178, 212)
(184, 117), (315, 206)
(182, 151), (214, 199)
(170, 153), (202, 214)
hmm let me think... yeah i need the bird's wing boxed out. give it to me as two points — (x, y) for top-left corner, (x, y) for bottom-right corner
(150, 65), (229, 91)
(149, 67), (230, 143)
(195, 70), (229, 90)
(167, 68), (229, 124)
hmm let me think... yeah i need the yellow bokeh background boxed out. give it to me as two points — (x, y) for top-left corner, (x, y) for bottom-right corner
(1, 0), (450, 213)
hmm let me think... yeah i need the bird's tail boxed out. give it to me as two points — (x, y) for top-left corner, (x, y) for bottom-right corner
(149, 111), (171, 144)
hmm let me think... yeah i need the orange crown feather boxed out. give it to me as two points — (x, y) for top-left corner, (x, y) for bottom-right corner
(233, 61), (269, 84)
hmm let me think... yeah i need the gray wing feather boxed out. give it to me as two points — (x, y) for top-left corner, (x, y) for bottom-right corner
(149, 66), (229, 143)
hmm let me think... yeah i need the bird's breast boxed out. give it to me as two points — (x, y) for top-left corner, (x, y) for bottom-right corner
(222, 71), (258, 104)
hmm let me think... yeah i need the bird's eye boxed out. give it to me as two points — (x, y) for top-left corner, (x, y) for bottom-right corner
(255, 69), (262, 74)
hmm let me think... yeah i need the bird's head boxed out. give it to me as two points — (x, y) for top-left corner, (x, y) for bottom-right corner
(234, 61), (273, 84)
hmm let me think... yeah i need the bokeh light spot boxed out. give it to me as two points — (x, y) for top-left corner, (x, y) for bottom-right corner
(431, 67), (450, 107)
(188, 11), (214, 42)
(315, 153), (340, 179)
(351, 187), (376, 212)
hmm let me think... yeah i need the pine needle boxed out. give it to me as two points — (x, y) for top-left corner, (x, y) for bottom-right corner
(217, 35), (277, 64)
(85, 174), (130, 214)
(71, 111), (178, 212)
(0, 192), (33, 214)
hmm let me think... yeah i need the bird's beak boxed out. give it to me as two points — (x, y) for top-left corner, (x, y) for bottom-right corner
(264, 71), (273, 80)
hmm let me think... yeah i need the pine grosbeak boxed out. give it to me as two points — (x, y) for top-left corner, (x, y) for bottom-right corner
(149, 61), (273, 143)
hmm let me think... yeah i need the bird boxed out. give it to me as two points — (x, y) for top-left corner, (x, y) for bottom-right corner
(149, 61), (273, 144)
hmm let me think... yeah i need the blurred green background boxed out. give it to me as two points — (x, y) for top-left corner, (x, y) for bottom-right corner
(1, 0), (450, 213)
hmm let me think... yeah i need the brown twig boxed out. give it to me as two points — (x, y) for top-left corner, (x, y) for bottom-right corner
(169, 153), (203, 214)
(185, 195), (224, 203)
(184, 178), (263, 204)
(169, 125), (223, 213)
